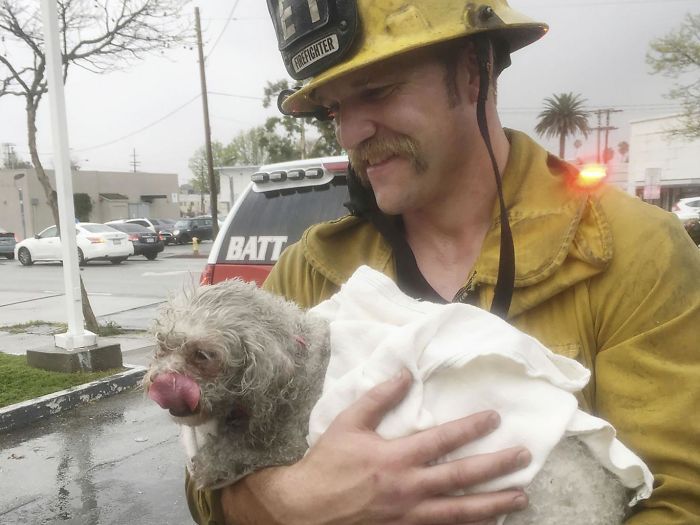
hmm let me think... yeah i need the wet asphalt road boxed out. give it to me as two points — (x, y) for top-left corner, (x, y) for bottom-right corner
(0, 389), (195, 524)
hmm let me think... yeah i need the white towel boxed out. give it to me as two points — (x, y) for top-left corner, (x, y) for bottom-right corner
(308, 265), (653, 505)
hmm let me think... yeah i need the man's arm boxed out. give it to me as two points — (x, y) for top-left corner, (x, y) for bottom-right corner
(591, 204), (700, 523)
(214, 369), (530, 525)
(186, 244), (532, 524)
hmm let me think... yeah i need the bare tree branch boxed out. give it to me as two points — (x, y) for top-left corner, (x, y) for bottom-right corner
(0, 0), (192, 327)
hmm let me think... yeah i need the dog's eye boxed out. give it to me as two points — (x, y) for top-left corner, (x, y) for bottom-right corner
(193, 350), (212, 361)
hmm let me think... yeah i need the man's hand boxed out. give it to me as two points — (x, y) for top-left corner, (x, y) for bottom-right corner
(222, 368), (531, 525)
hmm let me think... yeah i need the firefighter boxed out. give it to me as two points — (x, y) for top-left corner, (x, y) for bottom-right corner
(187, 1), (700, 523)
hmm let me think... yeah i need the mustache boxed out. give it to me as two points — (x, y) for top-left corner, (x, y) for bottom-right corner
(349, 135), (427, 183)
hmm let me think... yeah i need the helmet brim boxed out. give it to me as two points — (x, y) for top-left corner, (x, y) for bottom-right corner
(281, 23), (548, 116)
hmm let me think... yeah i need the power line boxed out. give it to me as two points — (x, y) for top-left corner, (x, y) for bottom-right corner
(14, 91), (258, 157)
(204, 0), (241, 61)
(73, 94), (201, 152)
(200, 17), (263, 21)
(208, 90), (264, 101)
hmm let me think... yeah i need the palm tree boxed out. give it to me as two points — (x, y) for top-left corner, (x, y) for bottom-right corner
(573, 139), (583, 164)
(535, 93), (590, 159)
(618, 141), (630, 163)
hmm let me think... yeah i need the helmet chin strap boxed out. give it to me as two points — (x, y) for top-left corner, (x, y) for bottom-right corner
(474, 37), (515, 318)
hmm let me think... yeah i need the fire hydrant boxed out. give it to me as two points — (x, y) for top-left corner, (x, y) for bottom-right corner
(192, 236), (200, 256)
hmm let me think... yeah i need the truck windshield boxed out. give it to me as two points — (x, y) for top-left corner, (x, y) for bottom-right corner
(217, 177), (349, 265)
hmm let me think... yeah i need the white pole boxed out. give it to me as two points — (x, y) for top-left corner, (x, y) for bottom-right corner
(40, 0), (96, 350)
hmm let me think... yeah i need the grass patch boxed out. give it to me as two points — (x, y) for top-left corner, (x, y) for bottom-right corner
(96, 321), (127, 337)
(1, 320), (129, 337)
(2, 321), (67, 334)
(0, 353), (123, 408)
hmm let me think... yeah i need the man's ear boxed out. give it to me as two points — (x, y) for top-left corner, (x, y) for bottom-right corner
(459, 41), (482, 104)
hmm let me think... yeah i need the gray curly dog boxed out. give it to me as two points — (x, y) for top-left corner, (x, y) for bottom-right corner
(143, 279), (631, 525)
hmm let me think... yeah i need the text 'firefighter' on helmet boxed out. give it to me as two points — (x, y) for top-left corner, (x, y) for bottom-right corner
(267, 0), (548, 117)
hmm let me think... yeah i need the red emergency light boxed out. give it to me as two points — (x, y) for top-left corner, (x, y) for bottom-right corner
(575, 164), (607, 189)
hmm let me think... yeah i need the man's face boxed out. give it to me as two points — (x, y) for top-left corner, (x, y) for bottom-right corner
(313, 48), (479, 215)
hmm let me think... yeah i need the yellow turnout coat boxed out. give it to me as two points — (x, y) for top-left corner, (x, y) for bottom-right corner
(187, 130), (700, 524)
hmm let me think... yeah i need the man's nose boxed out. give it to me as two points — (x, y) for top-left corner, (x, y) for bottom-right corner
(335, 104), (377, 151)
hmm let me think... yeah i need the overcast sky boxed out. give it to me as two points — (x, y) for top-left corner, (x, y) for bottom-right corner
(0, 0), (697, 185)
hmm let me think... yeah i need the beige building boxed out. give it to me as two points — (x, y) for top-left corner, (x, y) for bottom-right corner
(628, 114), (700, 210)
(0, 168), (179, 240)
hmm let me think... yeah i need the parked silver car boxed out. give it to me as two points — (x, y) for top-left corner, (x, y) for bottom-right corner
(0, 227), (17, 259)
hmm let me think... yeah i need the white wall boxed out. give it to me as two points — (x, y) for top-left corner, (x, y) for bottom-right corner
(629, 115), (700, 189)
(218, 165), (258, 212)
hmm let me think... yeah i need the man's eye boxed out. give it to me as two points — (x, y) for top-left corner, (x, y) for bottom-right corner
(365, 85), (396, 100)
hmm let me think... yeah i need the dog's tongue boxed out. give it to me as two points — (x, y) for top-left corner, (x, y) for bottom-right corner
(148, 373), (201, 416)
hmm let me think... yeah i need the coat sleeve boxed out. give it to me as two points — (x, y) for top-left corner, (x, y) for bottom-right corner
(591, 208), (700, 524)
(185, 470), (225, 524)
(262, 238), (340, 307)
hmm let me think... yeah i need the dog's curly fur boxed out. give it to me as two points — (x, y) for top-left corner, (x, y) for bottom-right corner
(144, 279), (632, 524)
(143, 278), (329, 487)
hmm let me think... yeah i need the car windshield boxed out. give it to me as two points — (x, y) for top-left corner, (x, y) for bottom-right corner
(81, 224), (118, 233)
(217, 177), (349, 265)
(112, 223), (150, 233)
(174, 220), (191, 228)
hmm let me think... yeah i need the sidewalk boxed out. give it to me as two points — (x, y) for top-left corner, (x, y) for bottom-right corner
(0, 328), (156, 366)
(0, 291), (163, 330)
(0, 325), (157, 432)
(0, 246), (213, 432)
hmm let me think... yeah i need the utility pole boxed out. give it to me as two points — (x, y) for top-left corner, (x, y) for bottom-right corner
(195, 7), (218, 236)
(130, 148), (140, 172)
(591, 108), (622, 163)
(604, 109), (622, 160)
(300, 120), (307, 159)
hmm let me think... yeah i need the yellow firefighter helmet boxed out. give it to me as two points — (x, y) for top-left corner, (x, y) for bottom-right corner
(267, 0), (548, 116)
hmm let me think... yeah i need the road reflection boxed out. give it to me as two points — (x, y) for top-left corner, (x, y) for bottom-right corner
(0, 389), (192, 524)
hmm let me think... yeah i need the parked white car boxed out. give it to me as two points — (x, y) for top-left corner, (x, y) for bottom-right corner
(673, 197), (700, 221)
(14, 223), (133, 266)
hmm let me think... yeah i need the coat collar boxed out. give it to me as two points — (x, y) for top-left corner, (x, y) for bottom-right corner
(302, 129), (613, 317)
(475, 130), (613, 316)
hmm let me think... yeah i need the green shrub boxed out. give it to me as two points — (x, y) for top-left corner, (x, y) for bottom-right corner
(73, 193), (93, 222)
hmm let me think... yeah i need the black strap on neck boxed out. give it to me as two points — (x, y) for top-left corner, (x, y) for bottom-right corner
(474, 37), (515, 318)
(345, 169), (446, 303)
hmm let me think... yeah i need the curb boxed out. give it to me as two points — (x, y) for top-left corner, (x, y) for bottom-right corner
(0, 365), (147, 432)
